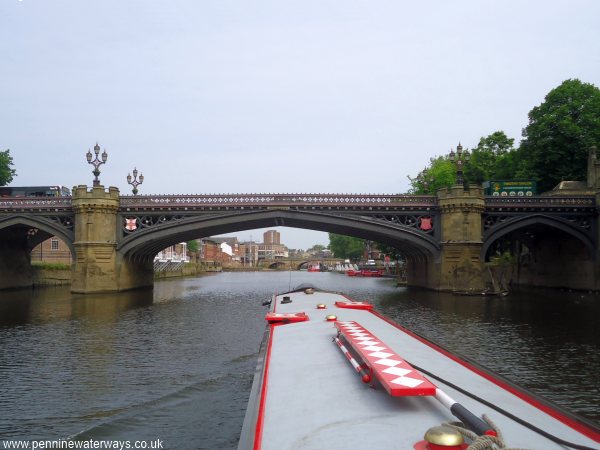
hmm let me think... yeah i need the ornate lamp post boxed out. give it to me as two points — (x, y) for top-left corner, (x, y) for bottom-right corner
(127, 167), (144, 195)
(86, 143), (108, 187)
(449, 142), (470, 186)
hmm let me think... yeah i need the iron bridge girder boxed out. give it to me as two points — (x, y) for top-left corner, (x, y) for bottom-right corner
(482, 195), (598, 259)
(116, 206), (441, 261)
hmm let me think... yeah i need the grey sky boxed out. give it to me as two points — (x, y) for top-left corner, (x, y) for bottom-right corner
(2, 0), (599, 249)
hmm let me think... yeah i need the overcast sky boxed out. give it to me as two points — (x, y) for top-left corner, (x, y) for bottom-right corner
(2, 0), (600, 249)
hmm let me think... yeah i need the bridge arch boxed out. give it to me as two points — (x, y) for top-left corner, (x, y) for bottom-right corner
(117, 209), (441, 262)
(0, 215), (75, 256)
(296, 261), (312, 270)
(481, 214), (596, 260)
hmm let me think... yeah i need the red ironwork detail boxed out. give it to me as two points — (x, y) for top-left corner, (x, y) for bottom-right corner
(419, 217), (433, 231)
(125, 218), (138, 231)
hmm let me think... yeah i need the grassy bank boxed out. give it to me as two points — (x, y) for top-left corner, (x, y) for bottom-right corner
(32, 262), (72, 286)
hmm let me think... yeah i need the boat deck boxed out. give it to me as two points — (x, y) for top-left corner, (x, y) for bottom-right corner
(239, 288), (600, 450)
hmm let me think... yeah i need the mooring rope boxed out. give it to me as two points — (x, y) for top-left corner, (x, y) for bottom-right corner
(412, 361), (598, 450)
(445, 415), (531, 450)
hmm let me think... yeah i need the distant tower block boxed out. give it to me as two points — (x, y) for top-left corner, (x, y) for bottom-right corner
(264, 230), (280, 245)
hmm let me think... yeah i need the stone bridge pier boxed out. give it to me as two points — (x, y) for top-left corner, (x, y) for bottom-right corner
(406, 185), (486, 292)
(438, 185), (486, 292)
(71, 186), (153, 294)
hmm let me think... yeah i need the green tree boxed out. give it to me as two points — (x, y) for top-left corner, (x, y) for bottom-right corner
(408, 156), (455, 194)
(518, 79), (600, 192)
(308, 244), (326, 253)
(374, 242), (404, 260)
(493, 149), (520, 180)
(0, 149), (16, 186)
(464, 131), (516, 184)
(328, 234), (364, 260)
(187, 240), (199, 252)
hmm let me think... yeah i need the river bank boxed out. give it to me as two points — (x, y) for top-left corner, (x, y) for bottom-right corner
(32, 263), (72, 287)
(30, 263), (315, 287)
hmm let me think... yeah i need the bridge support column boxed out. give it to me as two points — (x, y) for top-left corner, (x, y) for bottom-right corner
(71, 185), (153, 293)
(437, 185), (486, 292)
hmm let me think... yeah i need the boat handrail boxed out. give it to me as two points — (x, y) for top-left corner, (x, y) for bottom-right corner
(335, 321), (436, 397)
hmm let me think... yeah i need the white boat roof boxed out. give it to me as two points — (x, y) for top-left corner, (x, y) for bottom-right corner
(239, 288), (600, 450)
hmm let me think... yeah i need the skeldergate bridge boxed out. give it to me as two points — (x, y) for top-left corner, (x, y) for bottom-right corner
(1, 183), (598, 293)
(2, 143), (600, 293)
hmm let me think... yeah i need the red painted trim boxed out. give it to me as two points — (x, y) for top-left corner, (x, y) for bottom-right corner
(369, 309), (600, 443)
(253, 324), (275, 450)
(265, 312), (309, 324)
(335, 301), (373, 310)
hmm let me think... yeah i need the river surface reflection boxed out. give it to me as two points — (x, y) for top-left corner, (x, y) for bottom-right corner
(1, 272), (599, 448)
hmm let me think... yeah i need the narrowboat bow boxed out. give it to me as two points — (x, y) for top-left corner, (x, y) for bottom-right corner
(238, 285), (600, 450)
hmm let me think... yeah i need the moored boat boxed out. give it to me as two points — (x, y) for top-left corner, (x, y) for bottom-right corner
(239, 285), (600, 450)
(360, 268), (383, 277)
(308, 263), (321, 272)
(345, 268), (384, 277)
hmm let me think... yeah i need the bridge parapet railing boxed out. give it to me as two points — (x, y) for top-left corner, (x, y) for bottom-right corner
(484, 195), (596, 208)
(3, 194), (594, 210)
(120, 194), (438, 208)
(0, 197), (73, 210)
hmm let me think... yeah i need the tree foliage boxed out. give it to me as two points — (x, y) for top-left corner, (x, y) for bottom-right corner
(374, 242), (403, 259)
(406, 79), (600, 194)
(187, 240), (199, 252)
(328, 234), (364, 260)
(518, 79), (600, 192)
(408, 156), (456, 194)
(409, 133), (518, 194)
(464, 131), (516, 184)
(0, 149), (16, 186)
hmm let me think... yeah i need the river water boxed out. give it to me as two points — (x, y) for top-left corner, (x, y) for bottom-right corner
(1, 272), (599, 448)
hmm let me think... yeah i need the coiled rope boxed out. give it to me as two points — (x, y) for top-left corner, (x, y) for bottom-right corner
(411, 362), (598, 450)
(445, 415), (530, 450)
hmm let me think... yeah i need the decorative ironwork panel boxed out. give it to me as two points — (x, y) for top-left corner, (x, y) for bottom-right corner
(0, 197), (72, 211)
(121, 214), (192, 234)
(484, 196), (595, 209)
(483, 195), (597, 241)
(48, 215), (74, 231)
(120, 194), (437, 209)
(370, 213), (436, 235)
(483, 213), (594, 233)
(118, 194), (441, 240)
(0, 212), (74, 232)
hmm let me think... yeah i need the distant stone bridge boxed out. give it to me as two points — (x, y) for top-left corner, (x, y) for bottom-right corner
(257, 258), (345, 270)
(1, 186), (598, 293)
